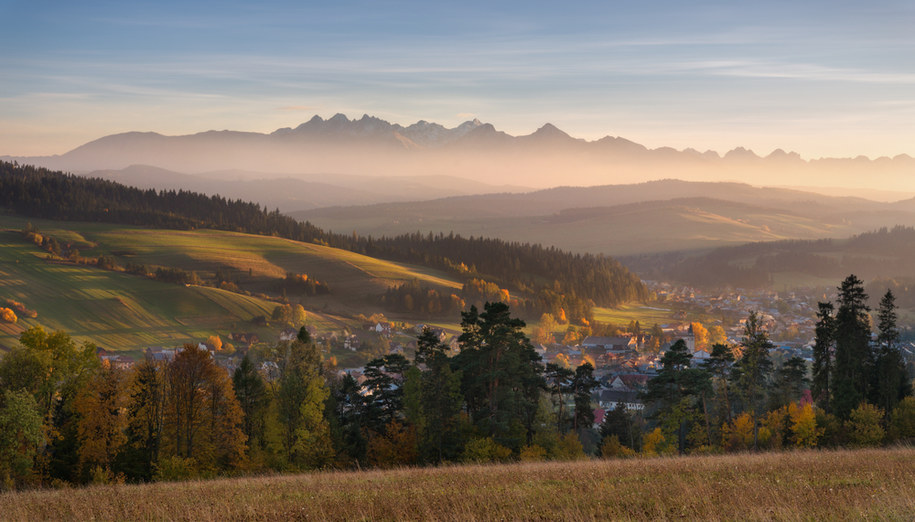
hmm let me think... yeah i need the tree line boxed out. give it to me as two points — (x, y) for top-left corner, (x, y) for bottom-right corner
(0, 161), (646, 314)
(635, 226), (915, 290)
(1, 289), (913, 489)
(623, 275), (913, 457)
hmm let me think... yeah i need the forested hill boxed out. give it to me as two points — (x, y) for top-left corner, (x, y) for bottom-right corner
(0, 161), (646, 308)
(628, 225), (915, 296)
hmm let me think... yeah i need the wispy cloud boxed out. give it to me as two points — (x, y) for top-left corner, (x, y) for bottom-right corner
(277, 105), (317, 112)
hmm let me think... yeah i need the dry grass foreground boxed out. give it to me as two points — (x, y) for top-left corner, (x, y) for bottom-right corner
(3, 447), (914, 521)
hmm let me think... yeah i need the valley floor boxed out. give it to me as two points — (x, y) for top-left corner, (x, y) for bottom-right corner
(2, 447), (913, 521)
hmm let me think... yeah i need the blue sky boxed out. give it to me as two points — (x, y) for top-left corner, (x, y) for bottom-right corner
(2, 0), (914, 158)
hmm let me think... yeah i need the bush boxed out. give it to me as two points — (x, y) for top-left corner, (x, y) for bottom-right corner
(888, 397), (915, 442)
(0, 308), (17, 324)
(552, 432), (586, 461)
(461, 437), (512, 464)
(153, 456), (198, 482)
(519, 445), (547, 462)
(846, 403), (885, 447)
(600, 434), (636, 458)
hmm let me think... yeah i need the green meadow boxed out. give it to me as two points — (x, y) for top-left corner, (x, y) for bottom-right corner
(0, 216), (465, 352)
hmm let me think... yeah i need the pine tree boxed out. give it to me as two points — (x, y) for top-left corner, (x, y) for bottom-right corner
(454, 302), (544, 451)
(873, 289), (912, 415)
(572, 363), (598, 433)
(732, 311), (773, 450)
(232, 354), (268, 449)
(812, 301), (835, 411)
(642, 340), (711, 454)
(832, 275), (872, 419)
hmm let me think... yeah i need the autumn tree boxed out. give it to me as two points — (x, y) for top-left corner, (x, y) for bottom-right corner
(120, 358), (165, 482)
(161, 344), (246, 470)
(74, 366), (127, 478)
(533, 313), (558, 345)
(846, 402), (885, 447)
(206, 335), (223, 351)
(708, 325), (727, 347)
(690, 322), (709, 351)
(2, 326), (99, 418)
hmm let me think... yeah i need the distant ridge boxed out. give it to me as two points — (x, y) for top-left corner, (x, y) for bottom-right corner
(4, 114), (914, 190)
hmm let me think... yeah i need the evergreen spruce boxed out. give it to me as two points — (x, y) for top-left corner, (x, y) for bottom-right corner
(832, 275), (872, 419)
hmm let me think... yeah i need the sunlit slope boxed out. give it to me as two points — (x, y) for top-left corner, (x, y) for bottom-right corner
(0, 216), (464, 350)
(0, 230), (282, 351)
(304, 198), (857, 256)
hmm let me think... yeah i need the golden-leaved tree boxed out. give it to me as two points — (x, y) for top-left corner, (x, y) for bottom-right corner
(74, 366), (127, 477)
(161, 344), (246, 471)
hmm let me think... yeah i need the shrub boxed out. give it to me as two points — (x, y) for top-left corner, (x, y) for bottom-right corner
(846, 403), (885, 447)
(888, 397), (915, 442)
(519, 445), (547, 462)
(461, 437), (512, 464)
(0, 308), (17, 324)
(552, 432), (586, 461)
(600, 434), (636, 458)
(154, 456), (198, 482)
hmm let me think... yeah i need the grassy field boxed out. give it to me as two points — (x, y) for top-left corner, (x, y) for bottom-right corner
(0, 229), (278, 352)
(1, 447), (912, 520)
(1, 216), (460, 308)
(592, 303), (682, 326)
(0, 216), (470, 352)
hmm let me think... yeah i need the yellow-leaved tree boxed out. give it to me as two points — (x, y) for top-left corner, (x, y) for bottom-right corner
(788, 402), (819, 447)
(721, 412), (755, 451)
(690, 322), (709, 351)
(74, 366), (128, 478)
(160, 344), (246, 472)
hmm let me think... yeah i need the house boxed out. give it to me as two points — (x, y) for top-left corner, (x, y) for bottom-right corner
(372, 322), (393, 335)
(581, 336), (635, 352)
(619, 374), (651, 390)
(343, 335), (361, 351)
(146, 346), (176, 362)
(594, 389), (644, 411)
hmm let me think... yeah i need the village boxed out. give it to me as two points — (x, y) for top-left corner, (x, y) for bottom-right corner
(93, 281), (915, 427)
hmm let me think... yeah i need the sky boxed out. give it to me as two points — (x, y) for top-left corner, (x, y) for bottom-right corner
(2, 0), (914, 158)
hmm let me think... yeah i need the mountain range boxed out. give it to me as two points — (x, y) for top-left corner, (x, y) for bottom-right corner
(5, 114), (915, 191)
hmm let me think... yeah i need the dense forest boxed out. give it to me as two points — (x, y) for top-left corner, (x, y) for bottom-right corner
(627, 226), (915, 293)
(0, 161), (646, 315)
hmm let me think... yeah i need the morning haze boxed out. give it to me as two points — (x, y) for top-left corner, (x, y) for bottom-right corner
(1, 1), (914, 519)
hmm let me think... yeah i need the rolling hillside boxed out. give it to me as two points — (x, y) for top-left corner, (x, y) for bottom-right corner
(0, 215), (464, 352)
(627, 226), (915, 298)
(296, 181), (915, 256)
